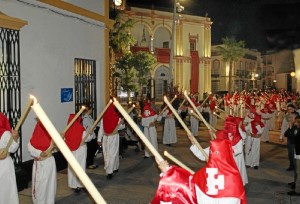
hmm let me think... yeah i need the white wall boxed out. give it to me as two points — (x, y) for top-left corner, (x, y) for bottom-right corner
(1, 0), (106, 162)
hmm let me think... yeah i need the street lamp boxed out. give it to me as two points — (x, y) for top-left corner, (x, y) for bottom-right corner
(291, 71), (296, 77)
(169, 1), (184, 85)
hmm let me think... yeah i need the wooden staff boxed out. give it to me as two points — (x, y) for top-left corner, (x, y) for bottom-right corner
(30, 95), (107, 204)
(61, 105), (86, 135)
(178, 99), (186, 109)
(215, 106), (225, 113)
(113, 98), (164, 162)
(190, 110), (217, 132)
(157, 95), (177, 117)
(80, 100), (113, 146)
(163, 96), (208, 161)
(127, 104), (136, 115)
(200, 93), (211, 107)
(164, 151), (194, 174)
(4, 97), (34, 152)
(88, 100), (112, 134)
(184, 91), (211, 131)
(190, 110), (216, 140)
(45, 105), (86, 155)
(213, 112), (225, 120)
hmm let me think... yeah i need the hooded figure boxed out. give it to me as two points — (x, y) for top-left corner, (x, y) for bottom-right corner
(28, 121), (57, 203)
(65, 114), (92, 192)
(98, 104), (125, 179)
(193, 139), (247, 204)
(0, 113), (19, 204)
(244, 107), (264, 169)
(141, 102), (158, 158)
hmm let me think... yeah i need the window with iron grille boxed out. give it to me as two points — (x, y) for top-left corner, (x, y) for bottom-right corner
(74, 58), (97, 119)
(0, 27), (21, 166)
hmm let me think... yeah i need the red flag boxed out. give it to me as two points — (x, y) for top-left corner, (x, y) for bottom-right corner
(193, 139), (247, 204)
(151, 165), (197, 204)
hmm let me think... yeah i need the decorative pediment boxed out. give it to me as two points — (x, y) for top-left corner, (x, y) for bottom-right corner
(0, 12), (27, 30)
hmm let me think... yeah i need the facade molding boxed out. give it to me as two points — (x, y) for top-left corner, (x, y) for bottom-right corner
(0, 12), (27, 30)
(39, 0), (108, 25)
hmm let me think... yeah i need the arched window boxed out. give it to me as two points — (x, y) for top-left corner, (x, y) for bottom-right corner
(212, 60), (220, 75)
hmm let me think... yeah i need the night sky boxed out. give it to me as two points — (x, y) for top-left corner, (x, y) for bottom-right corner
(126, 0), (300, 52)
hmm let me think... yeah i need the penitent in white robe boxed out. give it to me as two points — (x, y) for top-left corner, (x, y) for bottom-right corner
(141, 115), (158, 157)
(162, 116), (177, 145)
(98, 119), (125, 174)
(68, 131), (92, 189)
(28, 143), (57, 204)
(0, 131), (20, 204)
(245, 124), (264, 168)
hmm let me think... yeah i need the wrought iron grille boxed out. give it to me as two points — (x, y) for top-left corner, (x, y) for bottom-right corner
(74, 58), (97, 118)
(0, 27), (22, 166)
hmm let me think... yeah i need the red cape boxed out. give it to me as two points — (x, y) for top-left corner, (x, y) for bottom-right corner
(151, 165), (197, 204)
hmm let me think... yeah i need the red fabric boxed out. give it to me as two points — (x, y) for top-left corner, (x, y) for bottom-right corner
(103, 104), (119, 135)
(224, 94), (231, 106)
(156, 48), (170, 63)
(0, 112), (11, 138)
(190, 51), (200, 94)
(248, 109), (264, 137)
(193, 139), (246, 204)
(210, 100), (216, 112)
(30, 121), (51, 151)
(223, 116), (244, 146)
(151, 165), (197, 204)
(65, 114), (85, 151)
(142, 103), (156, 118)
(190, 98), (200, 108)
(130, 46), (150, 53)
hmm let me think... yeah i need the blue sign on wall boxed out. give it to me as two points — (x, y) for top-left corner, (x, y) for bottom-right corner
(61, 88), (73, 103)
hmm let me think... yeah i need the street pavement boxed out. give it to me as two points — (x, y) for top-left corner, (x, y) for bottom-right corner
(19, 118), (300, 204)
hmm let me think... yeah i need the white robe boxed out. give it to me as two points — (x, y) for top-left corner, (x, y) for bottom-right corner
(188, 106), (202, 137)
(0, 131), (20, 204)
(68, 131), (92, 188)
(260, 112), (272, 142)
(98, 119), (125, 174)
(245, 124), (264, 167)
(232, 140), (248, 185)
(28, 143), (56, 204)
(141, 115), (158, 157)
(162, 112), (177, 145)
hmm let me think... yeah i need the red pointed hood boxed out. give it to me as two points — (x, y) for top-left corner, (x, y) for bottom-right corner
(142, 103), (156, 118)
(30, 121), (52, 151)
(65, 114), (85, 151)
(103, 104), (120, 135)
(0, 113), (11, 138)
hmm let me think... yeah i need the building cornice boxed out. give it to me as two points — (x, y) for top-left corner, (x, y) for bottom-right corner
(0, 12), (27, 30)
(39, 0), (109, 25)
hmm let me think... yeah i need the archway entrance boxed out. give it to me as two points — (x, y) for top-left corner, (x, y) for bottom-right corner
(154, 65), (171, 102)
